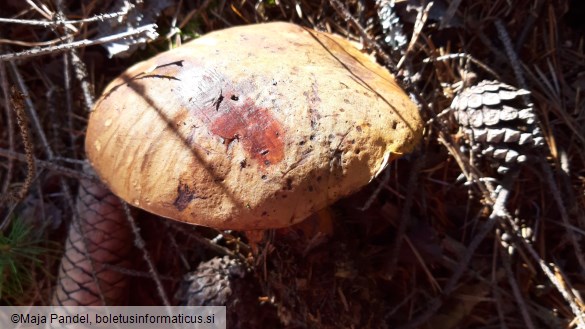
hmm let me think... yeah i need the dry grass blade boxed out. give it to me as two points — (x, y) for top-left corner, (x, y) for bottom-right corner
(0, 88), (35, 209)
(121, 203), (170, 306)
(8, 62), (53, 157)
(0, 62), (14, 195)
(8, 89), (34, 202)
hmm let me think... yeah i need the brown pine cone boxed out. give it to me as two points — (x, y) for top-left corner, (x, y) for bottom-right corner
(450, 80), (544, 174)
(176, 256), (246, 306)
(176, 256), (281, 327)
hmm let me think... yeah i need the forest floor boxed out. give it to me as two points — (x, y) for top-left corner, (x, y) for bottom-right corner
(0, 0), (584, 328)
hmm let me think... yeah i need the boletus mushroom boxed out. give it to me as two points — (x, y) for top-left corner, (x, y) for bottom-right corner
(86, 22), (423, 230)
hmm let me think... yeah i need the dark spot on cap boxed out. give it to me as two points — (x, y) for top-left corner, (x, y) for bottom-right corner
(173, 182), (196, 211)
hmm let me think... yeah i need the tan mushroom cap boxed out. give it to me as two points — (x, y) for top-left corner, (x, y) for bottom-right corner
(86, 22), (423, 230)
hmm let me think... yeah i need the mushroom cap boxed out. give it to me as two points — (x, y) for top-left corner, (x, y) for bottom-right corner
(85, 22), (423, 230)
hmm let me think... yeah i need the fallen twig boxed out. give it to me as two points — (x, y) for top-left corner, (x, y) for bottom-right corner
(0, 24), (158, 62)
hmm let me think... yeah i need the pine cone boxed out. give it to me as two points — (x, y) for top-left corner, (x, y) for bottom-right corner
(176, 256), (245, 306)
(176, 256), (281, 327)
(450, 80), (544, 174)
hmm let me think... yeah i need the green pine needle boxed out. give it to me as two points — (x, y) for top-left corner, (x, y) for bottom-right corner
(0, 217), (56, 303)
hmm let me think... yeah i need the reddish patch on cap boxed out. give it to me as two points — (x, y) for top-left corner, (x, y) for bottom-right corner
(210, 96), (284, 168)
(169, 62), (285, 169)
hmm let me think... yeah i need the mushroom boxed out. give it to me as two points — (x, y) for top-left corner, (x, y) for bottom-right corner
(85, 22), (423, 230)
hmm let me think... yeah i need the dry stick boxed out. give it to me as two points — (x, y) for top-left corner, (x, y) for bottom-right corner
(51, 3), (94, 112)
(559, 149), (585, 229)
(121, 202), (171, 306)
(443, 175), (509, 289)
(59, 34), (77, 156)
(24, 0), (77, 33)
(0, 10), (128, 27)
(165, 0), (183, 42)
(0, 24), (157, 62)
(52, 3), (96, 112)
(0, 35), (72, 48)
(422, 53), (501, 81)
(499, 246), (537, 329)
(39, 69), (61, 148)
(71, 51), (94, 111)
(494, 20), (528, 91)
(165, 221), (238, 260)
(540, 159), (585, 274)
(495, 168), (585, 325)
(0, 61), (14, 194)
(51, 156), (87, 166)
(163, 222), (191, 271)
(0, 148), (99, 183)
(397, 1), (432, 70)
(360, 166), (391, 211)
(178, 0), (214, 31)
(505, 215), (585, 328)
